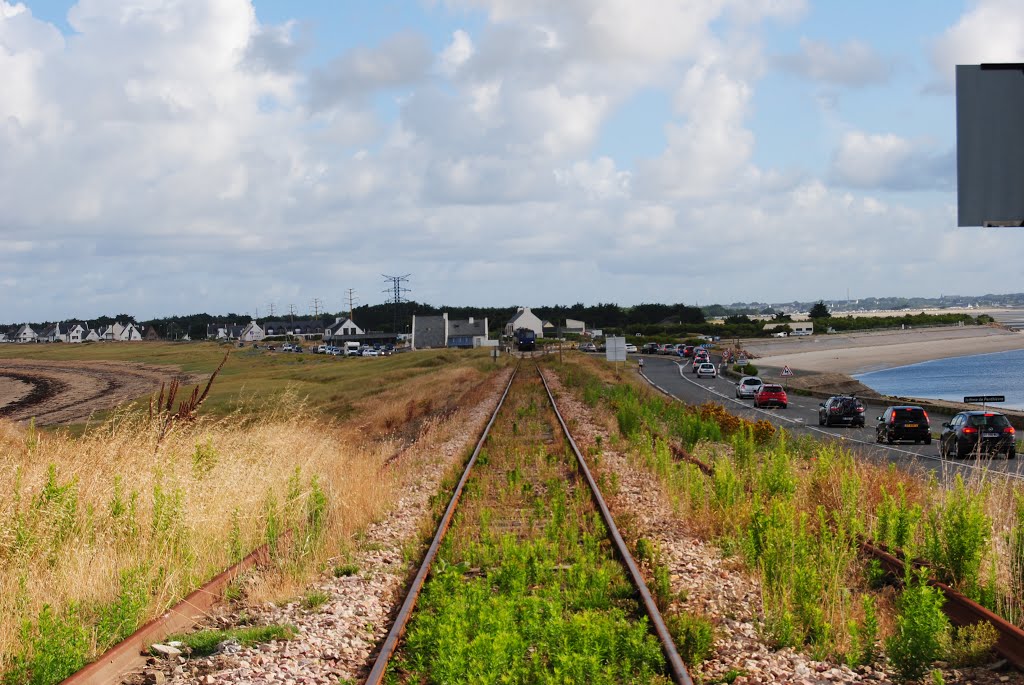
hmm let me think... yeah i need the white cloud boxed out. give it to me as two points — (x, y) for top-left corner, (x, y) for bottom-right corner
(309, 32), (433, 109)
(775, 38), (892, 87)
(439, 29), (473, 75)
(930, 0), (1024, 92)
(830, 131), (953, 191)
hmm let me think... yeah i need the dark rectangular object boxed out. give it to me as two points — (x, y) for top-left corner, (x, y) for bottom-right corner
(963, 395), (1005, 403)
(956, 64), (1024, 227)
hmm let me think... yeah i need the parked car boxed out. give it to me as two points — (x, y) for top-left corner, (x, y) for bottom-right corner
(316, 345), (327, 354)
(362, 348), (378, 357)
(696, 362), (717, 378)
(625, 344), (638, 353)
(876, 406), (931, 445)
(641, 342), (659, 354)
(754, 384), (788, 409)
(581, 342), (597, 353)
(939, 411), (1016, 459)
(735, 376), (763, 399)
(281, 343), (294, 352)
(818, 396), (867, 427)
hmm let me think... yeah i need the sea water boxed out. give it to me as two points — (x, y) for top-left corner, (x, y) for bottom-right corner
(855, 348), (1024, 410)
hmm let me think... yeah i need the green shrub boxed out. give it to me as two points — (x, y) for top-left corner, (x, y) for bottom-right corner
(166, 624), (296, 657)
(946, 621), (998, 667)
(874, 483), (921, 552)
(333, 563), (359, 577)
(886, 569), (950, 682)
(667, 612), (715, 666)
(2, 604), (90, 685)
(923, 475), (990, 595)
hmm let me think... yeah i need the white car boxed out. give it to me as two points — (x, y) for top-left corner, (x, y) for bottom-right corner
(625, 344), (638, 353)
(735, 376), (763, 399)
(696, 362), (717, 378)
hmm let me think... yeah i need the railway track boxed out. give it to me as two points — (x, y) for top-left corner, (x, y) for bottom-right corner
(365, 363), (693, 684)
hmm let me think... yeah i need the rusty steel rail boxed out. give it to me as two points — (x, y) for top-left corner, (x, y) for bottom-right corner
(364, 364), (519, 685)
(62, 538), (282, 684)
(861, 540), (1024, 668)
(538, 366), (694, 685)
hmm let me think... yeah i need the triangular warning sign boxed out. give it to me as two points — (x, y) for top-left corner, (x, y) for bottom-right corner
(781, 365), (793, 377)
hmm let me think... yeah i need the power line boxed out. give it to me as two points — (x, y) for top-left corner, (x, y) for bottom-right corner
(311, 297), (323, 318)
(382, 274), (410, 334)
(345, 288), (359, 322)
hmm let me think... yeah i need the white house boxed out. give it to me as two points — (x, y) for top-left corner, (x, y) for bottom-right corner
(64, 324), (87, 343)
(763, 322), (813, 336)
(239, 321), (265, 342)
(15, 324), (37, 343)
(564, 319), (586, 334)
(85, 328), (101, 342)
(504, 307), (544, 339)
(324, 317), (364, 341)
(99, 322), (143, 341)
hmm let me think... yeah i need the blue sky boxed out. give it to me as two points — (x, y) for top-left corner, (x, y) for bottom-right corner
(2, 0), (1023, 321)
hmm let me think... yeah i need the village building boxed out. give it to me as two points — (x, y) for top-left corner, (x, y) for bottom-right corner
(411, 313), (489, 349)
(323, 317), (363, 341)
(504, 307), (544, 339)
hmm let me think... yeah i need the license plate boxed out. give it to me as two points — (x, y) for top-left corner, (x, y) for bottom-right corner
(904, 424), (918, 428)
(983, 433), (1000, 439)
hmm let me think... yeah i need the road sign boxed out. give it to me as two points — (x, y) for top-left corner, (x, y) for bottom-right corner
(737, 356), (747, 366)
(781, 365), (793, 377)
(605, 337), (626, 363)
(963, 395), (1005, 403)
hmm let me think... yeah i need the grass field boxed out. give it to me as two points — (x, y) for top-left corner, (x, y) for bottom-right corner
(0, 341), (508, 421)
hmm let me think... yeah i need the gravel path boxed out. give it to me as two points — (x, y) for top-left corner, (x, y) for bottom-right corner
(127, 368), (512, 685)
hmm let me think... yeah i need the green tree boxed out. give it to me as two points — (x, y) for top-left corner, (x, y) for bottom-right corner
(809, 301), (831, 318)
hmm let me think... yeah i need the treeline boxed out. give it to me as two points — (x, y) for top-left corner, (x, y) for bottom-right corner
(7, 306), (988, 342)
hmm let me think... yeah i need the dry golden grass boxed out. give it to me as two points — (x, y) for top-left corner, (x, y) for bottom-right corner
(0, 357), (506, 674)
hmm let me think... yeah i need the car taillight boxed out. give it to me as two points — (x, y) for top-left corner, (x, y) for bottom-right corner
(963, 427), (978, 434)
(890, 414), (895, 424)
(1005, 427), (1016, 435)
(856, 407), (864, 412)
(923, 410), (929, 424)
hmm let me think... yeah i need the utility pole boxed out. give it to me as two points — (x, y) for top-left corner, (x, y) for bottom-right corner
(266, 303), (276, 318)
(382, 274), (410, 334)
(311, 298), (323, 319)
(288, 304), (296, 343)
(345, 288), (358, 322)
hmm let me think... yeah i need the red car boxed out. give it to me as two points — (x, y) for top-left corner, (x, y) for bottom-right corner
(754, 384), (788, 409)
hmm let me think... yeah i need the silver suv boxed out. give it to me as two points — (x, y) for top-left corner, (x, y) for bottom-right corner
(735, 376), (763, 399)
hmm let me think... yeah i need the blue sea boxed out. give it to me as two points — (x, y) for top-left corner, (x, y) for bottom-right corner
(855, 349), (1024, 410)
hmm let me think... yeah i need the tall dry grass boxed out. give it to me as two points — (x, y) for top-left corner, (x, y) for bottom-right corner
(0, 359), (504, 680)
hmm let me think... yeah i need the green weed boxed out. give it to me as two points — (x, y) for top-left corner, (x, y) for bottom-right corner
(923, 475), (990, 595)
(301, 590), (330, 610)
(667, 612), (715, 666)
(886, 568), (950, 682)
(164, 624), (297, 657)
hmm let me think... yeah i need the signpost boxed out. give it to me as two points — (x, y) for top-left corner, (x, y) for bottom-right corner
(781, 365), (793, 390)
(964, 395), (1004, 409)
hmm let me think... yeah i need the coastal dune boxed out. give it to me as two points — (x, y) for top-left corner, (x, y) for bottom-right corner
(744, 325), (1024, 376)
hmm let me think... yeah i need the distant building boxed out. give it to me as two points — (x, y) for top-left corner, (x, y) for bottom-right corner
(504, 307), (543, 339)
(564, 319), (586, 334)
(412, 313), (489, 349)
(14, 324), (37, 343)
(261, 320), (325, 339)
(324, 317), (364, 341)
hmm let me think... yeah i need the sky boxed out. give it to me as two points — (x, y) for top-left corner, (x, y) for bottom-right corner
(3, 0), (1024, 322)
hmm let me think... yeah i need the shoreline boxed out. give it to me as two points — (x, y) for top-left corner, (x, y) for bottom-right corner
(743, 325), (1024, 376)
(742, 325), (1024, 420)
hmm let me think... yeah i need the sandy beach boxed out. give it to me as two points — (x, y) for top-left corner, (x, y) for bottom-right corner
(743, 325), (1024, 375)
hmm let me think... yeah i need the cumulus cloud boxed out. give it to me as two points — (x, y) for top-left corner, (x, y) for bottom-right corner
(309, 32), (433, 109)
(929, 0), (1024, 92)
(829, 131), (954, 191)
(775, 38), (892, 87)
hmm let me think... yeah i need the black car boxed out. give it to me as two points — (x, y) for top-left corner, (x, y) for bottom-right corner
(818, 395), (867, 427)
(876, 406), (931, 444)
(939, 411), (1016, 459)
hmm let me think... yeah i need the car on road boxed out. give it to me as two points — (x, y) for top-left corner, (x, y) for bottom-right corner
(939, 411), (1016, 459)
(691, 352), (710, 373)
(682, 345), (695, 358)
(281, 344), (294, 352)
(818, 395), (866, 427)
(696, 362), (717, 378)
(754, 384), (788, 409)
(581, 342), (597, 353)
(735, 376), (763, 399)
(625, 344), (638, 353)
(876, 406), (931, 445)
(641, 342), (659, 354)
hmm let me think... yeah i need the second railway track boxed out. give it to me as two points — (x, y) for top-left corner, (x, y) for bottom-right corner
(366, 363), (692, 684)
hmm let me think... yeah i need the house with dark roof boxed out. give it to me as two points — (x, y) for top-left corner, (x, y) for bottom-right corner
(324, 317), (364, 341)
(14, 324), (37, 343)
(261, 320), (325, 339)
(39, 323), (63, 342)
(411, 313), (489, 349)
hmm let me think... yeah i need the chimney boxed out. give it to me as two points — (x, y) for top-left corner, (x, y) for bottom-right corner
(468, 317), (474, 324)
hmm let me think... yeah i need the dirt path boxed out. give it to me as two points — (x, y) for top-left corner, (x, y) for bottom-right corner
(0, 360), (203, 426)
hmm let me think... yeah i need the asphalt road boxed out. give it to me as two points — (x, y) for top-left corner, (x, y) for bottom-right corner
(635, 353), (1024, 483)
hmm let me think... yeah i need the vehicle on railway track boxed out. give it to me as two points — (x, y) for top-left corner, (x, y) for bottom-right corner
(514, 327), (536, 351)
